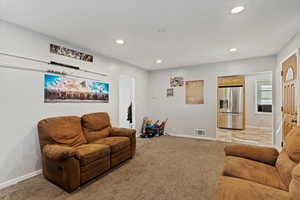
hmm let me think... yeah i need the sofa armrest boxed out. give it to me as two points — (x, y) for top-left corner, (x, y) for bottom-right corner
(110, 128), (136, 157)
(110, 128), (136, 137)
(290, 164), (300, 200)
(224, 145), (279, 165)
(43, 144), (75, 161)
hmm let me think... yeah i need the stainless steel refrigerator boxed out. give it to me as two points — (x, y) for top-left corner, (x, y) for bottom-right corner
(218, 86), (244, 129)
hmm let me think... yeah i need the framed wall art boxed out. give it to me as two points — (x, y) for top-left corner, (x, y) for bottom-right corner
(50, 44), (93, 62)
(167, 88), (174, 97)
(170, 77), (184, 87)
(44, 74), (109, 103)
(185, 80), (204, 104)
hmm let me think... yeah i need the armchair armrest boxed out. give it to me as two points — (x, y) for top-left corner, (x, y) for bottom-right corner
(43, 144), (75, 161)
(224, 145), (279, 165)
(290, 164), (300, 200)
(110, 128), (136, 157)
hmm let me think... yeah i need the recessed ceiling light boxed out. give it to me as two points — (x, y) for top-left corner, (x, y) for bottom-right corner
(229, 48), (238, 52)
(115, 39), (125, 45)
(156, 59), (163, 64)
(231, 6), (245, 14)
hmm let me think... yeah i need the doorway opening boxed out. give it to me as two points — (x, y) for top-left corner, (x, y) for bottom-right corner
(216, 72), (273, 146)
(119, 75), (135, 129)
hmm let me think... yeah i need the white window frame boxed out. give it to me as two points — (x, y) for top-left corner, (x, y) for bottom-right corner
(255, 80), (272, 115)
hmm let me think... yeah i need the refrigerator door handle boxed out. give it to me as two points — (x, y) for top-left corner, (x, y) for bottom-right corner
(229, 88), (233, 112)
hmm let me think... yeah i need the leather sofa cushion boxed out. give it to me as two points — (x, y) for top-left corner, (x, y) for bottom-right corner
(38, 116), (87, 147)
(276, 149), (297, 187)
(223, 156), (287, 191)
(82, 112), (111, 130)
(216, 176), (289, 200)
(83, 127), (110, 143)
(284, 126), (300, 162)
(75, 144), (110, 166)
(92, 137), (130, 153)
(82, 112), (111, 142)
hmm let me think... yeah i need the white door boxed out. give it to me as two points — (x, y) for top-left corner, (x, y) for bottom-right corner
(119, 75), (135, 128)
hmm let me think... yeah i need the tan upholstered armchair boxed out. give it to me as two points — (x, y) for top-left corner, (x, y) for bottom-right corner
(216, 126), (300, 200)
(38, 112), (136, 192)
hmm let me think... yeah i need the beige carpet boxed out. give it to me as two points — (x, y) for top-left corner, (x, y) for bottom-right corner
(0, 136), (228, 200)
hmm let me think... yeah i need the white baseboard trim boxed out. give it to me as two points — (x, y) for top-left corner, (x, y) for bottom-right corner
(0, 169), (42, 190)
(167, 133), (217, 141)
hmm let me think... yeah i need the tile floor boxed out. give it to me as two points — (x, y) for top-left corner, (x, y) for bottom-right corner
(216, 127), (273, 146)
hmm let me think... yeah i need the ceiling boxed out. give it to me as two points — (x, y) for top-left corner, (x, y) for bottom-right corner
(1, 0), (300, 70)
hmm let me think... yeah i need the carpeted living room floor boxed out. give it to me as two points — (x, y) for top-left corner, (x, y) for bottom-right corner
(0, 136), (229, 200)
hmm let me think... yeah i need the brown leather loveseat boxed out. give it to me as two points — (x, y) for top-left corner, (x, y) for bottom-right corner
(216, 126), (300, 200)
(38, 112), (136, 192)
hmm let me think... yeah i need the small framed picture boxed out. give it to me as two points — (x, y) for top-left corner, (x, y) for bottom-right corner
(167, 88), (174, 97)
(170, 77), (184, 87)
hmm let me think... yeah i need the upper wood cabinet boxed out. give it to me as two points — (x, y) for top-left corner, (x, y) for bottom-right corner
(218, 76), (245, 87)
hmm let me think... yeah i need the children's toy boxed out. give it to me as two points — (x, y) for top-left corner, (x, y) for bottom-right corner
(140, 118), (168, 138)
(141, 117), (149, 134)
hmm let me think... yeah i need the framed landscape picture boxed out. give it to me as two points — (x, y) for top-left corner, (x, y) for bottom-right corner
(44, 74), (109, 103)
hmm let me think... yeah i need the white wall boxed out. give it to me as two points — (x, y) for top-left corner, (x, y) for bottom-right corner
(0, 21), (149, 186)
(274, 30), (300, 147)
(245, 73), (273, 129)
(149, 56), (276, 138)
(1, 17), (297, 188)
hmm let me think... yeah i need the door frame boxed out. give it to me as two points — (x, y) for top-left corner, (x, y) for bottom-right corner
(279, 49), (300, 146)
(216, 73), (274, 146)
(118, 75), (136, 129)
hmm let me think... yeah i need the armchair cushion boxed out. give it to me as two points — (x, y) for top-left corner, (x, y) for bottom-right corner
(290, 164), (300, 200)
(276, 150), (297, 187)
(74, 144), (110, 166)
(224, 144), (279, 165)
(43, 145), (75, 161)
(284, 126), (300, 162)
(223, 156), (287, 191)
(216, 176), (289, 200)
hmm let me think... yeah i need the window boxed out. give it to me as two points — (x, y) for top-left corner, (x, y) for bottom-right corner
(256, 81), (272, 113)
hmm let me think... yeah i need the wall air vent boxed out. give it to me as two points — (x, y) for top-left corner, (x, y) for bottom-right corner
(195, 129), (206, 136)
